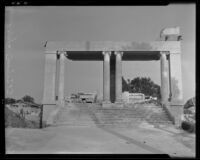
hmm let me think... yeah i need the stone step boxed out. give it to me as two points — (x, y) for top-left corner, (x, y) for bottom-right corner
(57, 103), (173, 126)
(96, 108), (168, 112)
(54, 123), (96, 127)
(96, 110), (166, 113)
(97, 119), (171, 122)
(98, 122), (173, 126)
(95, 113), (169, 117)
(97, 119), (171, 123)
(95, 111), (167, 115)
(85, 114), (166, 118)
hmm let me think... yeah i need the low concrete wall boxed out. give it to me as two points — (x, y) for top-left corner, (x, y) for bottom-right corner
(42, 104), (60, 126)
(162, 103), (184, 126)
(170, 104), (184, 127)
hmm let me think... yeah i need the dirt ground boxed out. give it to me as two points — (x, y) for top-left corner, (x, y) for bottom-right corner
(5, 103), (195, 157)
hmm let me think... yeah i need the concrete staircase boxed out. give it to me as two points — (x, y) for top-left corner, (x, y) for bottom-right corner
(54, 102), (173, 127)
(54, 103), (96, 126)
(90, 103), (174, 127)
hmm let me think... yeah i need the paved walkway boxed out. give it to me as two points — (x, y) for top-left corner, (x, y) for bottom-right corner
(6, 123), (195, 157)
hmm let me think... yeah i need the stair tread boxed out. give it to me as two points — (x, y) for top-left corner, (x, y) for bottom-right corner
(58, 103), (173, 126)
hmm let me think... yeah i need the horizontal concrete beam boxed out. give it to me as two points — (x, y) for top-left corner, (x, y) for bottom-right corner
(45, 41), (180, 54)
(151, 41), (180, 53)
(63, 51), (161, 61)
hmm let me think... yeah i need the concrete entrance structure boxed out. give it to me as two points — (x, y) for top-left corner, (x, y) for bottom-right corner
(42, 27), (183, 124)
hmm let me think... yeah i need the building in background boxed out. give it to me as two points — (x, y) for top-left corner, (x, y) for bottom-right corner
(122, 92), (145, 103)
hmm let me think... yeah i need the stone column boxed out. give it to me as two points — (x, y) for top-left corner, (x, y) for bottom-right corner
(58, 51), (66, 107)
(168, 54), (172, 102)
(160, 52), (169, 104)
(115, 51), (123, 103)
(110, 55), (116, 103)
(55, 53), (60, 101)
(102, 51), (111, 103)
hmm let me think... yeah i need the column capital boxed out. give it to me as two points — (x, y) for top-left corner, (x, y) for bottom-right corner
(57, 50), (68, 57)
(102, 51), (111, 56)
(114, 51), (124, 57)
(160, 51), (170, 56)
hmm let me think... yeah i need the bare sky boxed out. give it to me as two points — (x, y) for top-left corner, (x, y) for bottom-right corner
(5, 5), (195, 103)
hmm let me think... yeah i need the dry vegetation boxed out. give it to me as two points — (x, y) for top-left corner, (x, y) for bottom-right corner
(5, 106), (40, 128)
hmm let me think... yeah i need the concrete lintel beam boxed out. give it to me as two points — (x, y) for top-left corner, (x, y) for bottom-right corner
(150, 41), (181, 54)
(45, 41), (180, 54)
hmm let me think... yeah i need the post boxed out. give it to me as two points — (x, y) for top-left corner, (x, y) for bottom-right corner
(115, 51), (123, 103)
(102, 51), (111, 103)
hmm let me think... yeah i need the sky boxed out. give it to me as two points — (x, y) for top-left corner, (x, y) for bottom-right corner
(5, 5), (195, 103)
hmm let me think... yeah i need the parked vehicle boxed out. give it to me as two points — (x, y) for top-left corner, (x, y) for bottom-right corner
(79, 93), (97, 103)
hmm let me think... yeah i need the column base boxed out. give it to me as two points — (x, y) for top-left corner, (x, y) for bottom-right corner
(115, 99), (123, 103)
(115, 100), (124, 108)
(42, 104), (57, 126)
(102, 101), (112, 108)
(56, 100), (65, 108)
(161, 101), (169, 106)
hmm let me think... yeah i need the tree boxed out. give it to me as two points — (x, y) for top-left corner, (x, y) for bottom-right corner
(122, 77), (161, 99)
(5, 97), (16, 104)
(16, 99), (23, 103)
(122, 77), (129, 92)
(21, 95), (35, 103)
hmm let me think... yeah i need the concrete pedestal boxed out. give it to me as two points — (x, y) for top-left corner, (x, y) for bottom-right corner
(114, 102), (124, 108)
(42, 104), (57, 125)
(102, 101), (113, 108)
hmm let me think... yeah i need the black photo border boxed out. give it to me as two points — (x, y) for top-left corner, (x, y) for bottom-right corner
(0, 0), (198, 159)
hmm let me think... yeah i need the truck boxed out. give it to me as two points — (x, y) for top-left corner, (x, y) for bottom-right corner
(79, 93), (97, 103)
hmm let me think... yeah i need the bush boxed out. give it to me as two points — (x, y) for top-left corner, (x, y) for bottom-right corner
(5, 106), (40, 129)
(181, 121), (195, 133)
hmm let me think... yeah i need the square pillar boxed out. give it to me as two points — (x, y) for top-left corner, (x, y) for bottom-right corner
(160, 51), (169, 104)
(102, 51), (111, 103)
(57, 51), (66, 108)
(115, 51), (123, 103)
(169, 53), (183, 104)
(42, 53), (57, 123)
(43, 53), (57, 104)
